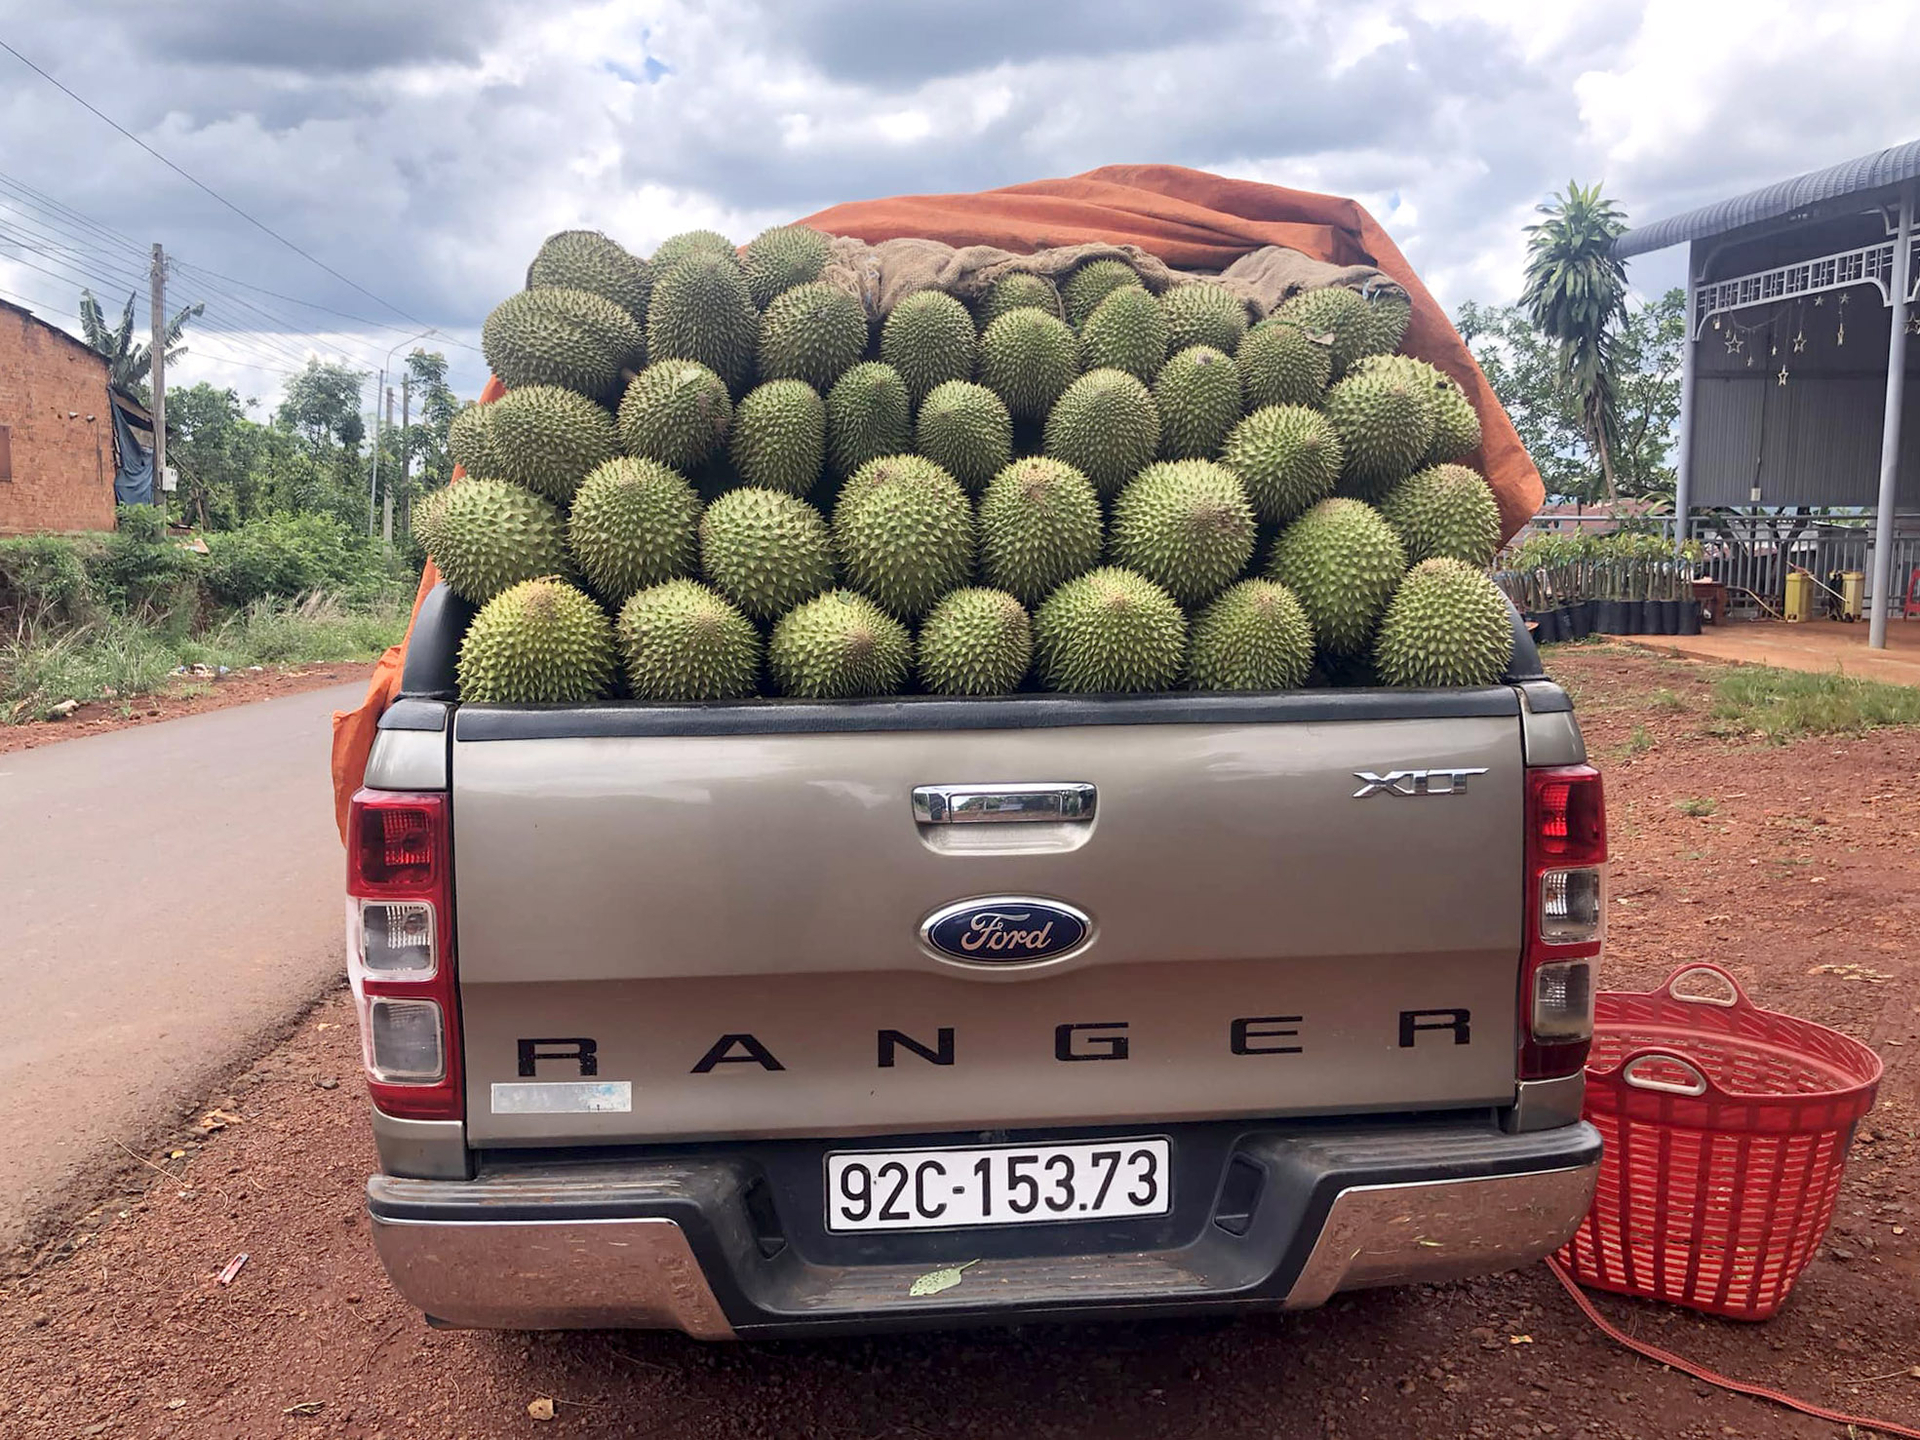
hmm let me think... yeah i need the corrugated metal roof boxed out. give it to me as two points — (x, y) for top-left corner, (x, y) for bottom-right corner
(1615, 138), (1920, 258)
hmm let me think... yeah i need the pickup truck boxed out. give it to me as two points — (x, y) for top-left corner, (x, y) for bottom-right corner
(346, 582), (1605, 1338)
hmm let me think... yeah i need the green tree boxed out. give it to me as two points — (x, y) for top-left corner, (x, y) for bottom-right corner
(168, 383), (268, 528)
(1521, 182), (1629, 499)
(1459, 287), (1684, 505)
(78, 289), (204, 396)
(398, 350), (459, 541)
(276, 360), (368, 452)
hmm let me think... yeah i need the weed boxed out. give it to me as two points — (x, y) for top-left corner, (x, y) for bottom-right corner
(1675, 796), (1719, 818)
(1649, 687), (1688, 713)
(1623, 725), (1653, 756)
(1708, 666), (1920, 742)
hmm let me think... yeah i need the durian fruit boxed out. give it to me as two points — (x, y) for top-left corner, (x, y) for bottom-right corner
(978, 456), (1103, 606)
(1153, 345), (1241, 459)
(978, 272), (1064, 325)
(698, 486), (836, 622)
(616, 579), (762, 701)
(1375, 557), (1515, 688)
(420, 477), (572, 606)
(729, 379), (825, 495)
(651, 229), (740, 271)
(742, 224), (831, 307)
(833, 455), (975, 619)
(1079, 284), (1169, 382)
(646, 252), (759, 395)
(457, 578), (616, 704)
(1324, 367), (1435, 500)
(527, 230), (651, 324)
(1062, 259), (1143, 327)
(448, 401), (500, 477)
(756, 281), (867, 392)
(1271, 286), (1375, 377)
(1237, 317), (1333, 410)
(1035, 567), (1187, 694)
(1266, 498), (1407, 655)
(1351, 354), (1482, 463)
(1042, 368), (1160, 497)
(917, 587), (1033, 695)
(1188, 579), (1314, 691)
(769, 589), (913, 699)
(880, 291), (977, 406)
(1109, 459), (1255, 607)
(1220, 405), (1344, 525)
(1378, 463), (1501, 568)
(567, 457), (700, 604)
(1161, 282), (1249, 356)
(978, 308), (1080, 421)
(826, 362), (912, 480)
(1359, 285), (1412, 358)
(482, 288), (646, 403)
(485, 385), (617, 503)
(914, 380), (1013, 492)
(617, 360), (733, 472)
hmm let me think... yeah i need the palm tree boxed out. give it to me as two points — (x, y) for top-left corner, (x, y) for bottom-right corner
(78, 289), (204, 394)
(1522, 182), (1629, 501)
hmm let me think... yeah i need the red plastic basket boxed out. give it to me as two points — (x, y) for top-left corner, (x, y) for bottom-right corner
(1558, 963), (1882, 1320)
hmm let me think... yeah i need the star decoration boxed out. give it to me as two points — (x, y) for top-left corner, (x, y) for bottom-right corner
(1793, 330), (1807, 352)
(1726, 332), (1746, 354)
(1778, 366), (1790, 386)
(1839, 291), (1850, 307)
(1906, 315), (1920, 335)
(1815, 296), (1826, 306)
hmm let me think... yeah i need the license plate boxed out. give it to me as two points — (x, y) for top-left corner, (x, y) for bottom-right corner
(825, 1138), (1171, 1232)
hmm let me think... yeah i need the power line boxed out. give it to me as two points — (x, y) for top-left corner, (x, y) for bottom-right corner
(0, 38), (440, 330)
(0, 162), (482, 356)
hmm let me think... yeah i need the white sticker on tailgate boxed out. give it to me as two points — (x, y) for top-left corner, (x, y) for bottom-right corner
(490, 1081), (632, 1114)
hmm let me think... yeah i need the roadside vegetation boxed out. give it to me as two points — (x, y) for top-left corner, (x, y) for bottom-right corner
(1, 508), (412, 724)
(1706, 665), (1920, 742)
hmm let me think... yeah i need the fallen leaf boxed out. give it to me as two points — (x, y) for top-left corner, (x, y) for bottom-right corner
(909, 1259), (979, 1297)
(283, 1401), (325, 1416)
(1509, 1335), (1534, 1346)
(166, 1399), (186, 1410)
(528, 1397), (556, 1422)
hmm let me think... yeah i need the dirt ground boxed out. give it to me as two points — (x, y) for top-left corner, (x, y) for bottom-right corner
(1, 644), (1916, 1439)
(0, 662), (378, 755)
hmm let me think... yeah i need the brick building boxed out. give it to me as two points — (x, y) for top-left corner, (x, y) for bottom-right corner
(0, 299), (121, 534)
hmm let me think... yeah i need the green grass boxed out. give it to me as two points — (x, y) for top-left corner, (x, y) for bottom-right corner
(1707, 666), (1920, 743)
(1, 592), (408, 725)
(1674, 796), (1719, 818)
(1649, 687), (1689, 712)
(1623, 724), (1653, 756)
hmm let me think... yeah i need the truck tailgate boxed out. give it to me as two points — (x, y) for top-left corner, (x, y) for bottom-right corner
(450, 694), (1525, 1144)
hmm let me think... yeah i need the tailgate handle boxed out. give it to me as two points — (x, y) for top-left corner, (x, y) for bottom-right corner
(912, 783), (1096, 825)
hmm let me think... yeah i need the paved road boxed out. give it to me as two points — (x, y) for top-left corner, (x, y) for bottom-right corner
(0, 683), (365, 1254)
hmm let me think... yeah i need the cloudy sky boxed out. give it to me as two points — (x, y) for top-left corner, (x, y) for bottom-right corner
(1, 0), (1916, 415)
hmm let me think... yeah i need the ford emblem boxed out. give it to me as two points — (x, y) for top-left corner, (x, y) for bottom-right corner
(921, 896), (1093, 965)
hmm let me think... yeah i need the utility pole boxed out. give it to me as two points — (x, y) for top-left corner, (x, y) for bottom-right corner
(399, 371), (412, 543)
(149, 242), (167, 524)
(383, 385), (396, 545)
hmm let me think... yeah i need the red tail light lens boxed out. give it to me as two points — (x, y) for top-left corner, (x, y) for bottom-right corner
(1522, 765), (1607, 1080)
(346, 789), (462, 1121)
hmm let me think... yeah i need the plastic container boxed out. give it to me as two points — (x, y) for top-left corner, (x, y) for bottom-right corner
(1559, 963), (1882, 1320)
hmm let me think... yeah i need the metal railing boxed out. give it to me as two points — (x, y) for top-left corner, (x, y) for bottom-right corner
(1508, 510), (1920, 616)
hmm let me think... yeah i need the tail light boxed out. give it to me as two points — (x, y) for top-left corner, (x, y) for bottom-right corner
(347, 789), (462, 1120)
(1521, 765), (1606, 1080)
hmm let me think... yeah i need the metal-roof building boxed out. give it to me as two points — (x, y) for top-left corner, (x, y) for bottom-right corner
(1616, 139), (1920, 646)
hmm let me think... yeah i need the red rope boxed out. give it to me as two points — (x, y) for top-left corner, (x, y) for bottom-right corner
(1545, 1256), (1920, 1439)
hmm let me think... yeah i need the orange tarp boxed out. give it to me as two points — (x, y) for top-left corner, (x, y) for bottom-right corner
(329, 164), (1543, 842)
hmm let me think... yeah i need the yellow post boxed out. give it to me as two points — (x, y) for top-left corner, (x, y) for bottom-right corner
(1783, 570), (1814, 623)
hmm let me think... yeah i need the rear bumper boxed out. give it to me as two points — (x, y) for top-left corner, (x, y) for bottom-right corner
(367, 1117), (1599, 1337)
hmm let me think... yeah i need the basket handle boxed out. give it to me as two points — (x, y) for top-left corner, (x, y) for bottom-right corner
(1659, 962), (1753, 1011)
(1618, 1049), (1714, 1097)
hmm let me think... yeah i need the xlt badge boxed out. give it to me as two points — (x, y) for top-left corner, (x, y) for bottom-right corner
(1353, 767), (1489, 798)
(921, 896), (1092, 965)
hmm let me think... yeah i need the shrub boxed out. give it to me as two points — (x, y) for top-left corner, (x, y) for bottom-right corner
(201, 513), (390, 607)
(0, 534), (98, 630)
(88, 507), (200, 616)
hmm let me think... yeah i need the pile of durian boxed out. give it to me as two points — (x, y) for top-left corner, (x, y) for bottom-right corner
(423, 224), (1516, 703)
